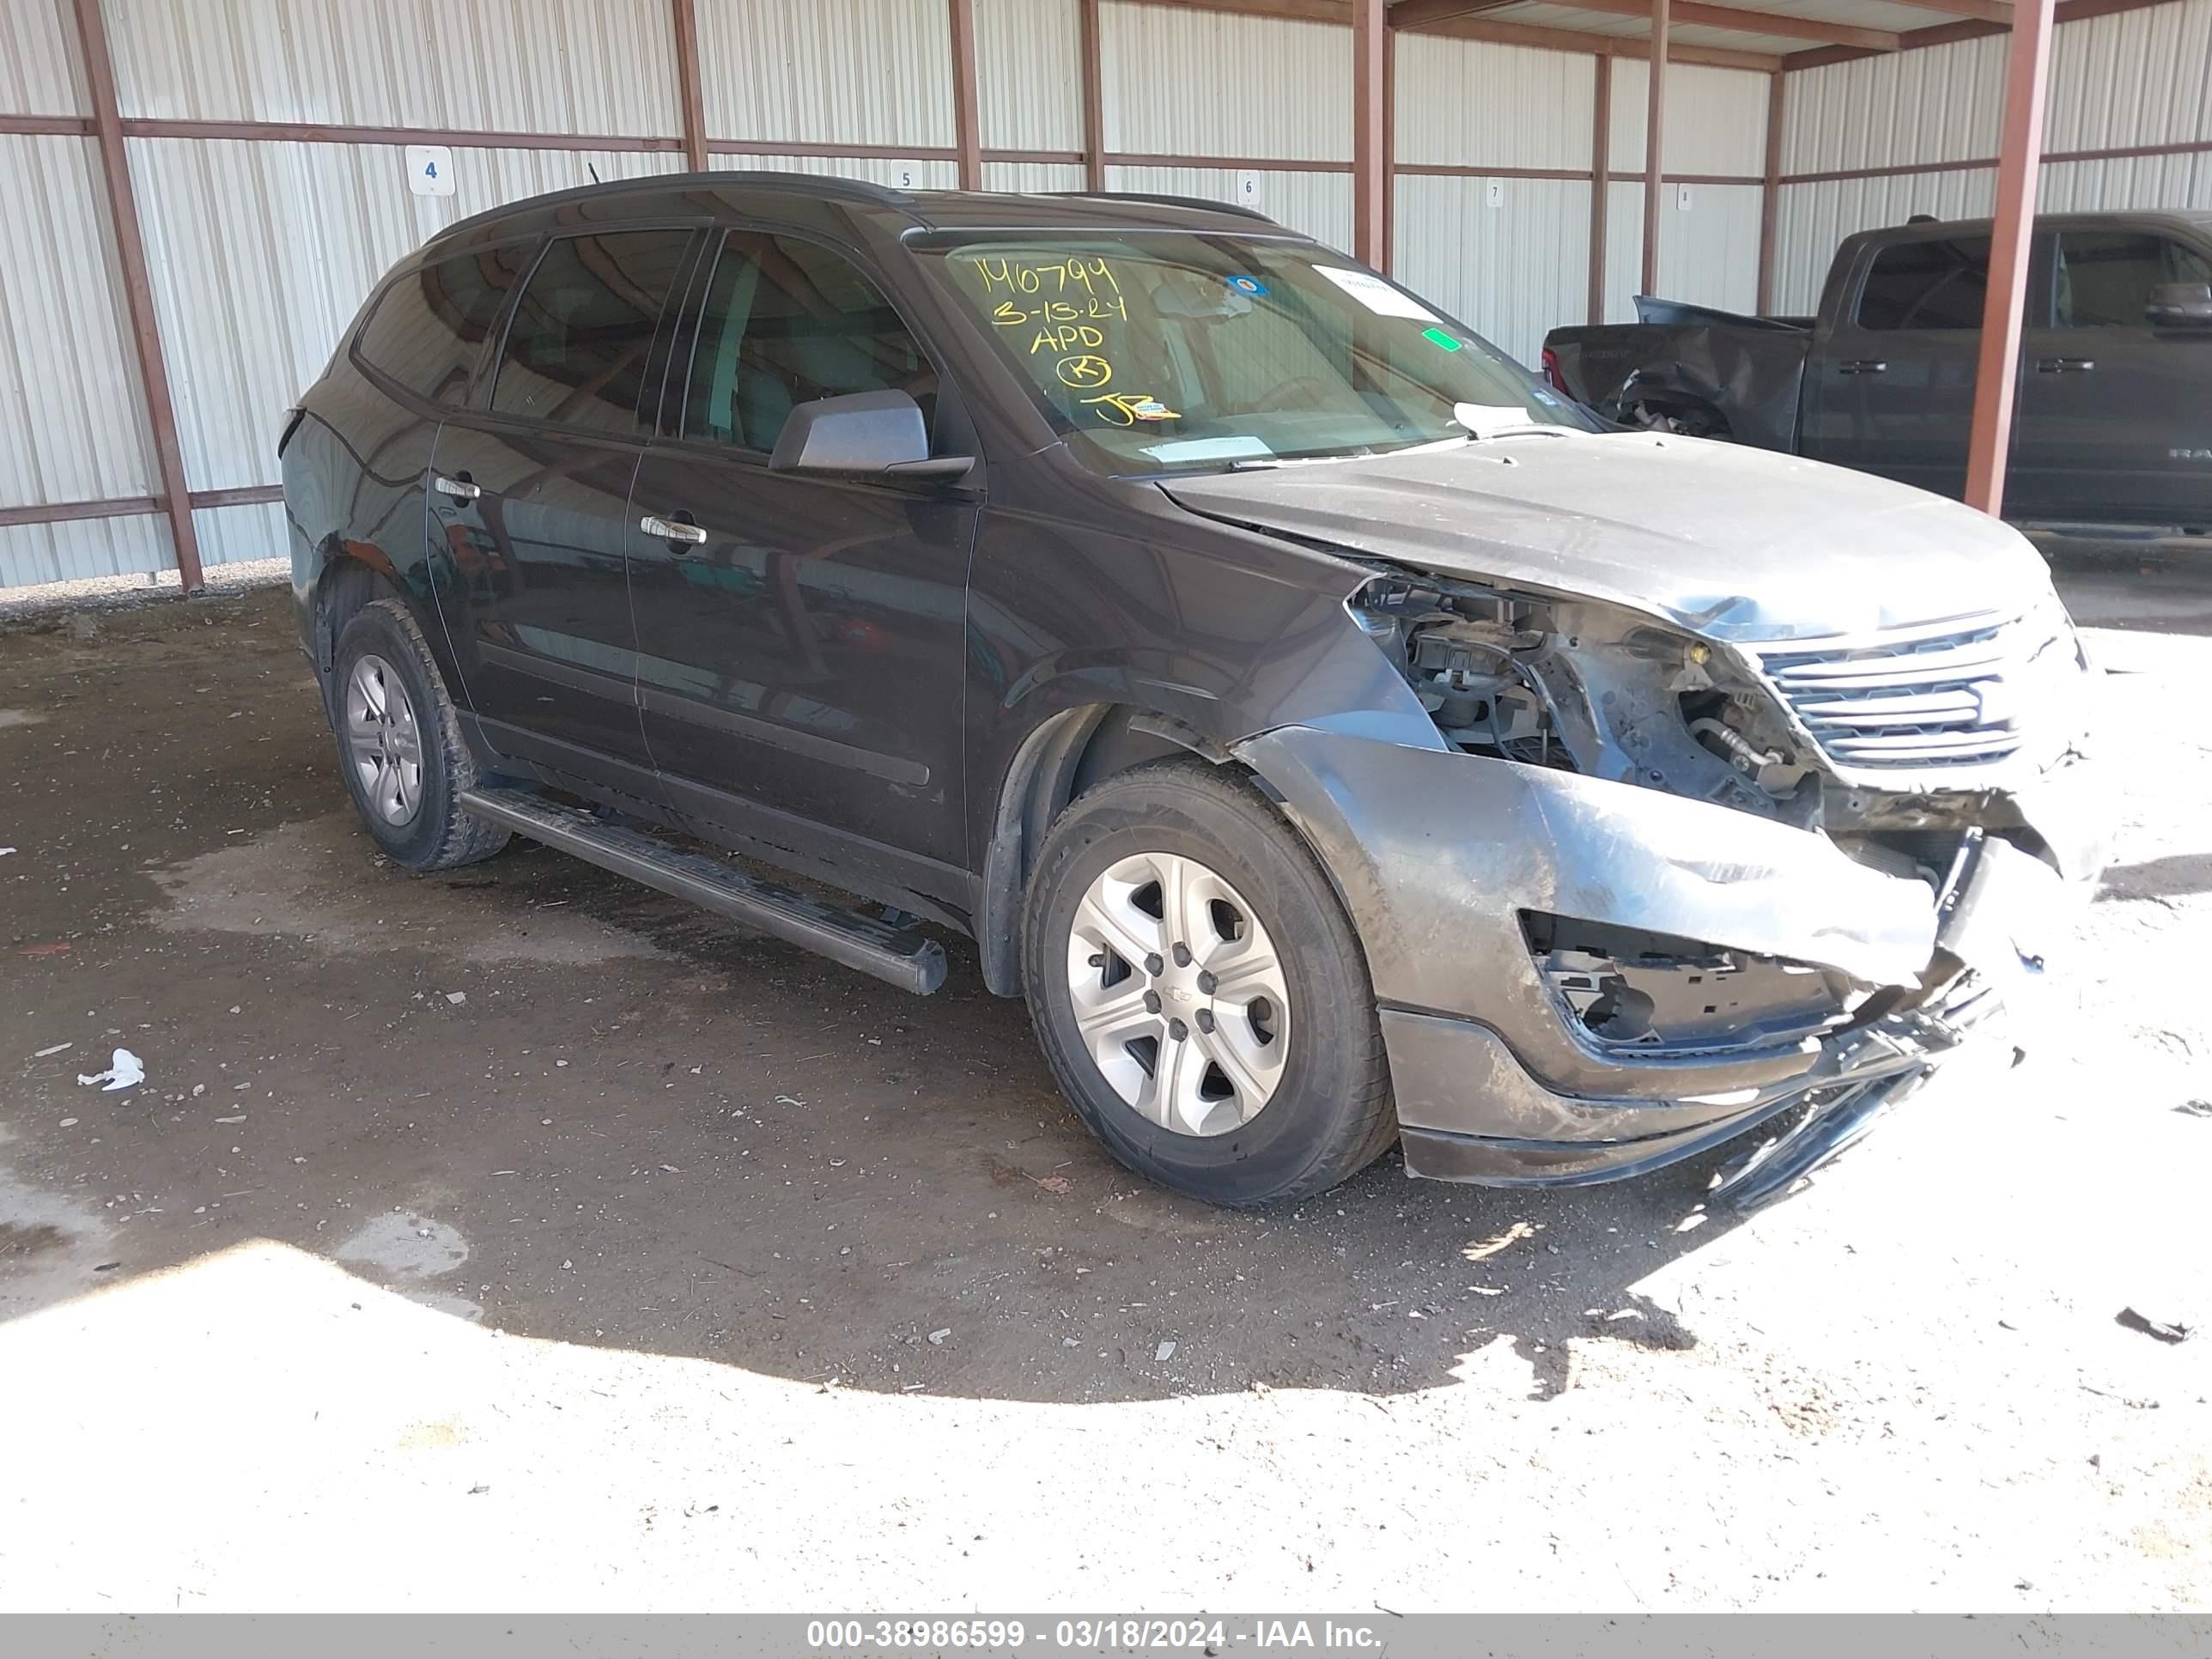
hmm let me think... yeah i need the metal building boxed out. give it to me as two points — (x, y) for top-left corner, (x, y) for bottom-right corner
(3, 0), (2206, 589)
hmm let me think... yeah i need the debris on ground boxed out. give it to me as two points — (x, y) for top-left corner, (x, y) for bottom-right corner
(2117, 1306), (2194, 1345)
(927, 1328), (951, 1346)
(1154, 1340), (1176, 1363)
(76, 1048), (144, 1091)
(33, 1042), (70, 1057)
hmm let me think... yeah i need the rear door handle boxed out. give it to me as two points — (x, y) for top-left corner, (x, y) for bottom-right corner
(432, 472), (480, 501)
(2036, 357), (2096, 373)
(1837, 359), (1888, 375)
(640, 514), (708, 547)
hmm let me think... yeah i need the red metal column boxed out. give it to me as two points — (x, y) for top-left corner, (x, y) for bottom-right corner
(1756, 68), (1784, 313)
(1080, 0), (1107, 192)
(1352, 0), (1387, 266)
(1964, 0), (2057, 515)
(949, 0), (983, 190)
(1589, 52), (1612, 324)
(71, 0), (204, 593)
(672, 0), (708, 172)
(1642, 0), (1670, 296)
(1382, 21), (1396, 271)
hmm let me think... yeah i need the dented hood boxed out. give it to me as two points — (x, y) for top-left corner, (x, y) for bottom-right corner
(1161, 430), (2052, 642)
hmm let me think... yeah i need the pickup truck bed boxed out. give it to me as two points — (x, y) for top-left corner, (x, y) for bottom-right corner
(1540, 210), (2212, 530)
(1543, 298), (1813, 449)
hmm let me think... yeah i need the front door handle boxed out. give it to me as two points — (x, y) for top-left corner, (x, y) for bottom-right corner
(432, 472), (480, 501)
(640, 514), (708, 547)
(1837, 359), (1888, 375)
(2036, 356), (2096, 374)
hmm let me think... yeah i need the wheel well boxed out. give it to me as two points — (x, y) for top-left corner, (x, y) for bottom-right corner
(975, 704), (1240, 998)
(309, 551), (398, 688)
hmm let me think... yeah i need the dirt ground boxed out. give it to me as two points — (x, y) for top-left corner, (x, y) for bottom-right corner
(0, 555), (2206, 1612)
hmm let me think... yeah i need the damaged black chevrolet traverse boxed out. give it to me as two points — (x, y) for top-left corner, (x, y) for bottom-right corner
(282, 175), (2106, 1208)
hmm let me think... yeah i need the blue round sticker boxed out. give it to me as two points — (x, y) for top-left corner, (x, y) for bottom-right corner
(1226, 275), (1267, 297)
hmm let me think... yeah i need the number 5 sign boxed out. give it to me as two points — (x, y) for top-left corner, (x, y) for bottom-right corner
(405, 144), (455, 198)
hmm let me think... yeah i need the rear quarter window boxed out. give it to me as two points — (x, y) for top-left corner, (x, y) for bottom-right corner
(351, 240), (537, 404)
(1855, 238), (1992, 331)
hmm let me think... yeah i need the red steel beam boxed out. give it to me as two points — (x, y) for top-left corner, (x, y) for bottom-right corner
(1964, 0), (2057, 515)
(672, 0), (708, 172)
(949, 0), (984, 189)
(1642, 0), (1669, 296)
(1352, 0), (1388, 265)
(1589, 53), (1612, 324)
(1081, 0), (1108, 191)
(71, 0), (203, 595)
(1757, 69), (1784, 312)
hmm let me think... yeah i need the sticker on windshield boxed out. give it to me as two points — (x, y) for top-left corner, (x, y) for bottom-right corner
(1141, 436), (1273, 463)
(1128, 398), (1180, 421)
(1420, 326), (1464, 351)
(1313, 266), (1440, 323)
(1225, 275), (1268, 298)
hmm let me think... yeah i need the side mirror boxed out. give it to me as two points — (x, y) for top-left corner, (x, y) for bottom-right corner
(2145, 282), (2212, 329)
(767, 390), (975, 482)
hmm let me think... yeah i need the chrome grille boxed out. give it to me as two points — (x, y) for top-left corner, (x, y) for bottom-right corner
(1754, 608), (2069, 770)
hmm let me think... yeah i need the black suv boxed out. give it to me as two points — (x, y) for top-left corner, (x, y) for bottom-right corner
(283, 175), (2102, 1208)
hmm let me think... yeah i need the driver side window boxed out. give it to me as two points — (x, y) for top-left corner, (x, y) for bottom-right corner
(683, 232), (937, 453)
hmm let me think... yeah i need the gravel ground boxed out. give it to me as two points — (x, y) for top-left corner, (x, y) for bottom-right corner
(0, 554), (2205, 1612)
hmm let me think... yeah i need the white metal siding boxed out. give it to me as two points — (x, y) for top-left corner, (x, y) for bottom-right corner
(106, 0), (681, 135)
(1604, 179), (1765, 319)
(1394, 36), (1594, 171)
(1392, 174), (1589, 366)
(982, 160), (1087, 193)
(1103, 164), (1350, 251)
(1607, 59), (1770, 178)
(2039, 152), (2212, 212)
(1, 0), (87, 115)
(698, 0), (954, 148)
(2048, 0), (2212, 151)
(975, 0), (1080, 152)
(1782, 38), (2007, 175)
(0, 135), (157, 512)
(1771, 171), (1998, 313)
(1098, 3), (1348, 161)
(724, 155), (960, 190)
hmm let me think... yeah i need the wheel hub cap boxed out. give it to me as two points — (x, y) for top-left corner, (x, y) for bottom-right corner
(343, 653), (424, 828)
(1065, 850), (1290, 1138)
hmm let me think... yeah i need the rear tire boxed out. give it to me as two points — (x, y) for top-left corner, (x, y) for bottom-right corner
(329, 599), (509, 872)
(1021, 761), (1396, 1207)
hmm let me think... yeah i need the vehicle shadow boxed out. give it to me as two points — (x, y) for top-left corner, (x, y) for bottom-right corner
(2045, 541), (2212, 638)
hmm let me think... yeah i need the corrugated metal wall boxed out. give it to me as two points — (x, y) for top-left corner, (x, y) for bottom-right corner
(1776, 0), (2212, 313)
(0, 1), (167, 586)
(32, 1), (2203, 587)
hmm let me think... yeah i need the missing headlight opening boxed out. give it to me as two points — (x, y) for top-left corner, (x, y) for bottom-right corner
(1354, 574), (1819, 823)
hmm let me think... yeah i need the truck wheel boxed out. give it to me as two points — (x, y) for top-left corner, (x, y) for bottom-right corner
(1021, 761), (1396, 1207)
(329, 599), (509, 872)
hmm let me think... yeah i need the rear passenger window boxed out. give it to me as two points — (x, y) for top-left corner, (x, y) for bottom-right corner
(353, 240), (534, 404)
(1856, 238), (1993, 331)
(2056, 231), (2212, 326)
(682, 233), (935, 453)
(490, 229), (693, 431)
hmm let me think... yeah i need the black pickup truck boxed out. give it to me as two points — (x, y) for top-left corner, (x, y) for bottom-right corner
(1542, 210), (2212, 530)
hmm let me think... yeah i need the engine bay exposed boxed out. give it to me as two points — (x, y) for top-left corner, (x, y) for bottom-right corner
(1351, 571), (2000, 903)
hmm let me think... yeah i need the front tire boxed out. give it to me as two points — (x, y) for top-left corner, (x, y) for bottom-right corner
(329, 598), (509, 871)
(1022, 761), (1395, 1207)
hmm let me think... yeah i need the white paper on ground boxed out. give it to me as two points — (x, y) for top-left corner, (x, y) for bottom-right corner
(76, 1048), (145, 1092)
(1313, 266), (1440, 323)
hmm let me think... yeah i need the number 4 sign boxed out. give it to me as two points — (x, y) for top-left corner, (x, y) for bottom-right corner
(406, 145), (455, 198)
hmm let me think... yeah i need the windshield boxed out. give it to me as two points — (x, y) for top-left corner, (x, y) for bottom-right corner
(916, 232), (1593, 475)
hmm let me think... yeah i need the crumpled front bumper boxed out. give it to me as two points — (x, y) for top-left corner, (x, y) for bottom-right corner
(1236, 725), (2103, 1197)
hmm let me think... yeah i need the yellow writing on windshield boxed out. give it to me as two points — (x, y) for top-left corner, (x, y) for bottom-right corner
(970, 252), (1165, 430)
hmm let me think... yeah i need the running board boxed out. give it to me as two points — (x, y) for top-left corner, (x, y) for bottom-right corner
(459, 786), (947, 995)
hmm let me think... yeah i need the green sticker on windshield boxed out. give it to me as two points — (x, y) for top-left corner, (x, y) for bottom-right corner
(1421, 326), (1464, 351)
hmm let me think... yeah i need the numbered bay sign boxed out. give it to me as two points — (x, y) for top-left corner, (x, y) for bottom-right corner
(405, 144), (456, 198)
(1236, 169), (1261, 207)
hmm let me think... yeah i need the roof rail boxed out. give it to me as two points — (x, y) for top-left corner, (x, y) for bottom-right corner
(1046, 191), (1279, 226)
(428, 168), (921, 247)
